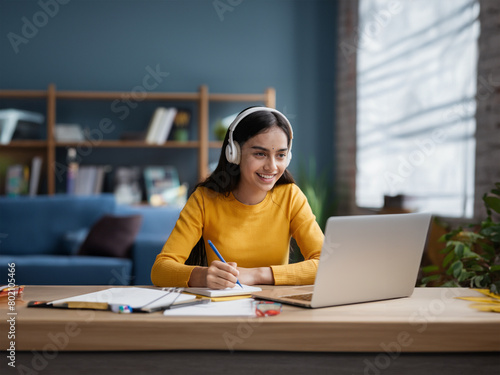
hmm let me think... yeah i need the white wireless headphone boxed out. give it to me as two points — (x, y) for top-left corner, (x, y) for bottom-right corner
(225, 107), (293, 166)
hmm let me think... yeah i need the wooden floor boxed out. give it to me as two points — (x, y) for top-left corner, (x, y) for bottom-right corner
(3, 351), (500, 375)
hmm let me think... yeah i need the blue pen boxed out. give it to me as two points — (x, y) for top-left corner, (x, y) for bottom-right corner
(207, 240), (243, 288)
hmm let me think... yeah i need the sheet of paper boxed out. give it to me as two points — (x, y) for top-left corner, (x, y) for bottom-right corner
(184, 285), (262, 297)
(163, 298), (256, 317)
(50, 287), (195, 309)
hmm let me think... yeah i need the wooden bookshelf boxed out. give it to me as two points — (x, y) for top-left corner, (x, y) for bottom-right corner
(0, 84), (275, 195)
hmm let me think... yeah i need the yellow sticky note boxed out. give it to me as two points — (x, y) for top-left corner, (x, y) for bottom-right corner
(473, 289), (500, 300)
(469, 303), (500, 313)
(456, 296), (500, 303)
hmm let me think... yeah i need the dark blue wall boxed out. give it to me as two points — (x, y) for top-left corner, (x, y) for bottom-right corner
(0, 0), (337, 191)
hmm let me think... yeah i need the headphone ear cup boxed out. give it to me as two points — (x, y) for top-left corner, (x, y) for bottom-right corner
(286, 151), (292, 167)
(225, 141), (241, 165)
(232, 141), (241, 165)
(225, 142), (234, 164)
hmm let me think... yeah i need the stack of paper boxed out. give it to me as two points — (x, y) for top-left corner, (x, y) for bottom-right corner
(163, 298), (256, 317)
(184, 285), (262, 298)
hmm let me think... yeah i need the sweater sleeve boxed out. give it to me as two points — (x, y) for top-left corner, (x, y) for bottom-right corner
(270, 185), (324, 285)
(150, 189), (205, 287)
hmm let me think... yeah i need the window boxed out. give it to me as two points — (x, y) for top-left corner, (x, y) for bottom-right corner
(356, 0), (480, 218)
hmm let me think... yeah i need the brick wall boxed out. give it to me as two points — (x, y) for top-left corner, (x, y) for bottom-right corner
(335, 0), (358, 216)
(335, 0), (500, 220)
(475, 0), (500, 220)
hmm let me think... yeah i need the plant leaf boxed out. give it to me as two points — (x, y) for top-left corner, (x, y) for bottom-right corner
(490, 265), (500, 272)
(454, 243), (465, 258)
(484, 196), (500, 214)
(421, 274), (441, 284)
(473, 275), (484, 288)
(479, 242), (495, 256)
(462, 249), (482, 259)
(451, 260), (463, 278)
(458, 270), (475, 283)
(491, 282), (500, 296)
(421, 265), (439, 273)
(469, 264), (484, 272)
(440, 244), (455, 255)
(443, 251), (456, 268)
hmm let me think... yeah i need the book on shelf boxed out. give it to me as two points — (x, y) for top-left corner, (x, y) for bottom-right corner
(73, 165), (110, 196)
(145, 107), (177, 144)
(55, 124), (85, 142)
(145, 107), (164, 144)
(29, 156), (43, 196)
(5, 164), (28, 196)
(0, 109), (44, 144)
(4, 156), (42, 196)
(143, 166), (187, 206)
(113, 166), (142, 205)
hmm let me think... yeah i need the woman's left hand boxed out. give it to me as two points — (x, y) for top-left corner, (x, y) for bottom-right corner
(236, 266), (275, 285)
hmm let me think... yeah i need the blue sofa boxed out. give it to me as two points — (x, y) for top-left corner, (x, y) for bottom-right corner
(0, 194), (181, 286)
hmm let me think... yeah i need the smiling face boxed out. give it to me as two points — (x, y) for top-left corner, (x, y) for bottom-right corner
(232, 126), (289, 205)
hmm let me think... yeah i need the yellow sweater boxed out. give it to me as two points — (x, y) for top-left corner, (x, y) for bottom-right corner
(151, 183), (324, 287)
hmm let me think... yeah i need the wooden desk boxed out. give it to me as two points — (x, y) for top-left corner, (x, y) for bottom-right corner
(1, 285), (499, 352)
(1, 286), (499, 374)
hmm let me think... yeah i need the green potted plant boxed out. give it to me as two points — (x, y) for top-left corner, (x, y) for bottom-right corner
(421, 182), (500, 295)
(287, 158), (337, 264)
(297, 157), (337, 231)
(213, 119), (228, 141)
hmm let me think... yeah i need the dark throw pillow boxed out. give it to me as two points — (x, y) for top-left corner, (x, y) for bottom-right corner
(78, 215), (143, 258)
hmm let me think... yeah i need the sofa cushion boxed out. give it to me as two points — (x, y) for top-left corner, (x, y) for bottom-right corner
(0, 194), (116, 256)
(61, 228), (89, 255)
(0, 255), (133, 285)
(115, 204), (182, 285)
(78, 215), (143, 258)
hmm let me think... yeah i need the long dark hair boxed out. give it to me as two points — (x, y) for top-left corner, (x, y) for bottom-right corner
(185, 107), (295, 266)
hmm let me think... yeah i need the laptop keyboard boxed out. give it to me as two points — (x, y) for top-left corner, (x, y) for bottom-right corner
(283, 293), (313, 301)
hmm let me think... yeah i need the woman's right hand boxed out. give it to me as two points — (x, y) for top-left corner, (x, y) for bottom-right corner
(206, 260), (240, 289)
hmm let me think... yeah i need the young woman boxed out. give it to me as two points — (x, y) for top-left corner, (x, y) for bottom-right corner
(151, 107), (324, 289)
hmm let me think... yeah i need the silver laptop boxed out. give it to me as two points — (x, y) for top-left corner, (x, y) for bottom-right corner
(252, 212), (432, 308)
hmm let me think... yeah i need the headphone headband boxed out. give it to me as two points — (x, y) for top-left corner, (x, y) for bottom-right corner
(225, 107), (293, 165)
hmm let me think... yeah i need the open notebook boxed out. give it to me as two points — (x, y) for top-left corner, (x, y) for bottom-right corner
(49, 287), (196, 312)
(184, 285), (261, 298)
